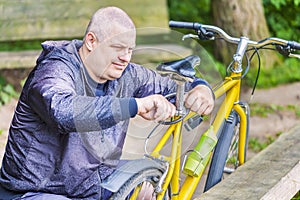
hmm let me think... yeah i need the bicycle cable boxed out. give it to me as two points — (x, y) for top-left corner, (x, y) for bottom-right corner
(241, 53), (251, 79)
(246, 44), (280, 99)
(248, 47), (261, 98)
(144, 123), (161, 155)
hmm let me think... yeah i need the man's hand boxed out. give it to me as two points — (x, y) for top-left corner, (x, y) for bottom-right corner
(135, 95), (176, 122)
(135, 85), (214, 122)
(184, 85), (214, 115)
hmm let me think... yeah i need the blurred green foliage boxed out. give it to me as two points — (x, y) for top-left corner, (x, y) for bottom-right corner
(0, 76), (18, 106)
(168, 0), (300, 41)
(168, 0), (300, 88)
(168, 0), (300, 42)
(263, 0), (300, 42)
(0, 39), (45, 52)
(167, 0), (212, 23)
(244, 58), (300, 88)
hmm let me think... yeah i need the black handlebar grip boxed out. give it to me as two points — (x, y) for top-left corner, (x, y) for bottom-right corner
(169, 20), (201, 30)
(288, 41), (300, 50)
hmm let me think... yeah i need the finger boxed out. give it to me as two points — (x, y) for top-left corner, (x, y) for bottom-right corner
(170, 103), (176, 117)
(203, 104), (214, 115)
(165, 101), (176, 118)
(154, 99), (175, 121)
(164, 100), (176, 118)
(193, 101), (206, 115)
(143, 109), (157, 120)
(154, 101), (169, 122)
(184, 92), (198, 109)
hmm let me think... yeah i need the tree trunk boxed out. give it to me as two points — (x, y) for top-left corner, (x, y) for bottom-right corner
(211, 0), (281, 68)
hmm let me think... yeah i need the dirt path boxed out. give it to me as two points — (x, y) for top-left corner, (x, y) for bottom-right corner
(0, 82), (299, 162)
(245, 82), (300, 140)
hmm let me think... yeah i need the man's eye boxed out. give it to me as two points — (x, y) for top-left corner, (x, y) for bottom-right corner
(112, 46), (123, 50)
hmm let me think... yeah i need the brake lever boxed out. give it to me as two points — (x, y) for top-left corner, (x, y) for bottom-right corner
(289, 53), (300, 59)
(182, 34), (199, 41)
(276, 45), (300, 59)
(182, 33), (215, 41)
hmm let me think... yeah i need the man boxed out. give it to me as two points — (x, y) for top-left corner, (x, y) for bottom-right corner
(0, 7), (214, 199)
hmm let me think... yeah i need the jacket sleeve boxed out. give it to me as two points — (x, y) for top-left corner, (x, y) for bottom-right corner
(126, 63), (177, 98)
(26, 60), (134, 133)
(128, 63), (213, 99)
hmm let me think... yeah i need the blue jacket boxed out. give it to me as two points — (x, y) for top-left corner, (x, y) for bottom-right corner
(0, 40), (209, 199)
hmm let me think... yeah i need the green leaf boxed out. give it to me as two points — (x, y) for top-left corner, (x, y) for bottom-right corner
(3, 84), (18, 97)
(0, 91), (11, 105)
(270, 0), (286, 9)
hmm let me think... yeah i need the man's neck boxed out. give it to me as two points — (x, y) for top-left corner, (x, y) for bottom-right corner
(78, 46), (107, 84)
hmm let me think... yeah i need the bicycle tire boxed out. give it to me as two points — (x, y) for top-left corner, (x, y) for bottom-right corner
(204, 108), (249, 192)
(109, 168), (166, 200)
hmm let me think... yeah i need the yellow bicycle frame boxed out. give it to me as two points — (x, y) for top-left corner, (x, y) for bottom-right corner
(148, 72), (248, 200)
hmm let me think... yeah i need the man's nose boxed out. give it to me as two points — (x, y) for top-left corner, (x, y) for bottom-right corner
(119, 51), (132, 63)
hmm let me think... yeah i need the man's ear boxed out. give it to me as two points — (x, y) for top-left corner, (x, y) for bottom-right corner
(84, 32), (98, 51)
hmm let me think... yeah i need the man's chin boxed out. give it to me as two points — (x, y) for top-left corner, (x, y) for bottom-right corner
(107, 74), (122, 81)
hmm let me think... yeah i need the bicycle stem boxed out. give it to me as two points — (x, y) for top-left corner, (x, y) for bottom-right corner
(232, 37), (249, 73)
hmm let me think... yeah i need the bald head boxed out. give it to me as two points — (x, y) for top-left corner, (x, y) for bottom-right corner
(79, 7), (136, 83)
(85, 7), (136, 42)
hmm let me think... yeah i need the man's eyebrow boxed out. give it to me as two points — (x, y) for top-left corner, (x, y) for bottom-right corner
(110, 43), (126, 47)
(111, 43), (135, 48)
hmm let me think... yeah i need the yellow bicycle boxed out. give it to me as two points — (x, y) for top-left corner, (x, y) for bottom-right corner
(101, 21), (300, 200)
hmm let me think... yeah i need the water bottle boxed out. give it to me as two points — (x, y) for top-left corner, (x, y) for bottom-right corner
(183, 126), (217, 177)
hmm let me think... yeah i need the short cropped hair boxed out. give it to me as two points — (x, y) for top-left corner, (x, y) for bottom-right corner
(84, 7), (135, 41)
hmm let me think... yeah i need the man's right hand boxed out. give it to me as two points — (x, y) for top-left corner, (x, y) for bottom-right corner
(135, 95), (176, 122)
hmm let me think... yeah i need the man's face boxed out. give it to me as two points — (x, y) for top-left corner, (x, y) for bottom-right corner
(83, 26), (136, 83)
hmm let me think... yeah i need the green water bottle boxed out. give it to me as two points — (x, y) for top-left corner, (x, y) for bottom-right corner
(183, 126), (218, 177)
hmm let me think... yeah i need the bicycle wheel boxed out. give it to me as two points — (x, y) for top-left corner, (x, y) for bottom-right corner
(204, 108), (249, 192)
(109, 168), (167, 200)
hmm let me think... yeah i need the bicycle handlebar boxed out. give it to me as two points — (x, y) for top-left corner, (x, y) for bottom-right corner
(288, 41), (300, 50)
(169, 20), (300, 52)
(169, 21), (202, 30)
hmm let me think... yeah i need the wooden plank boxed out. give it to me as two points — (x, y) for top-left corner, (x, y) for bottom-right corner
(0, 0), (95, 41)
(194, 125), (300, 200)
(0, 44), (192, 69)
(0, 0), (169, 41)
(0, 50), (40, 69)
(261, 162), (300, 200)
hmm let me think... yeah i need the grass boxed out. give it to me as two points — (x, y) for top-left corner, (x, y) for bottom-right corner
(248, 103), (299, 153)
(248, 135), (277, 153)
(287, 105), (300, 118)
(0, 39), (46, 52)
(250, 103), (300, 118)
(250, 103), (283, 117)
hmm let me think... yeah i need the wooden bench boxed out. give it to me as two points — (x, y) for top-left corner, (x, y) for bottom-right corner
(0, 0), (191, 70)
(195, 125), (300, 200)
